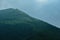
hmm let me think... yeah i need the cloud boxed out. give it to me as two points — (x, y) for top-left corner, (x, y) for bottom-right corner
(35, 0), (48, 6)
(0, 0), (14, 10)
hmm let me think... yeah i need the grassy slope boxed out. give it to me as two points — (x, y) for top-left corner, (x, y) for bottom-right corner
(0, 8), (60, 40)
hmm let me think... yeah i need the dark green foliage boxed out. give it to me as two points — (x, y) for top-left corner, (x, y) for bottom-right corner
(0, 8), (60, 40)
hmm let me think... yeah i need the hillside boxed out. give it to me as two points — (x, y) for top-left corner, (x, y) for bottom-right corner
(0, 8), (60, 40)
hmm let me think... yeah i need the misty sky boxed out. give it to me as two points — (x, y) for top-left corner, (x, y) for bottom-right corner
(0, 0), (60, 28)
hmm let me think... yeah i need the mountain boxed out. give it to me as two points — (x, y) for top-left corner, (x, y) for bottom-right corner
(0, 8), (60, 40)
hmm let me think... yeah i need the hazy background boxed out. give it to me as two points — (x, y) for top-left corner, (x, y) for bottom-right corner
(0, 0), (60, 28)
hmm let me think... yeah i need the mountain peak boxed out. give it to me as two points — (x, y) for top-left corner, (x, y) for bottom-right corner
(5, 8), (21, 12)
(0, 8), (29, 17)
(0, 8), (32, 24)
(4, 8), (15, 10)
(0, 8), (15, 11)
